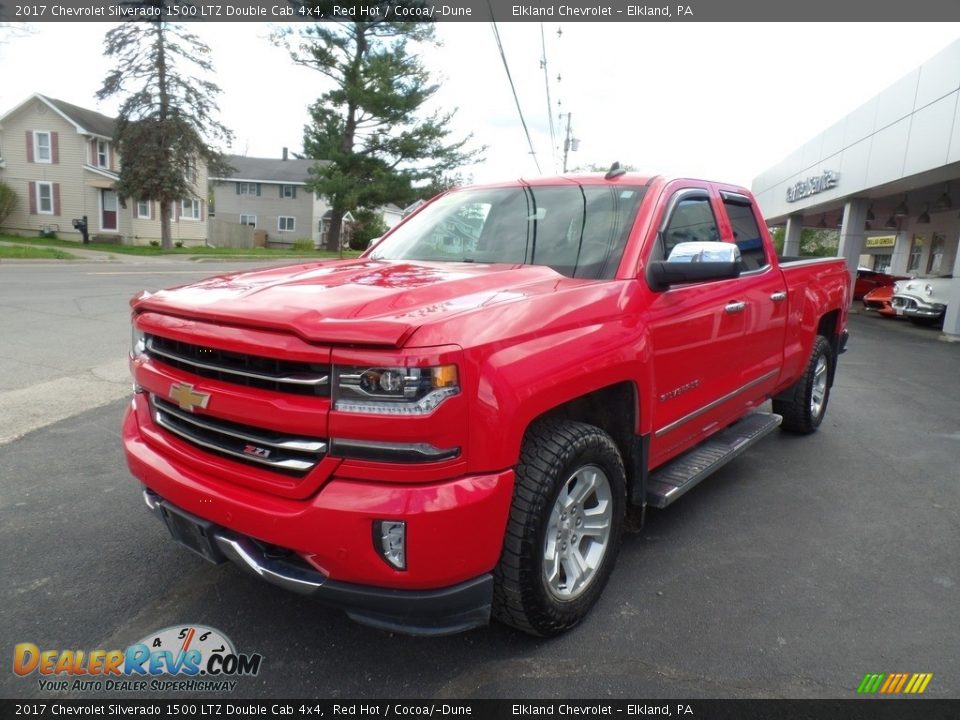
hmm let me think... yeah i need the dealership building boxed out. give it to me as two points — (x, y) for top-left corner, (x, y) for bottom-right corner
(752, 39), (960, 340)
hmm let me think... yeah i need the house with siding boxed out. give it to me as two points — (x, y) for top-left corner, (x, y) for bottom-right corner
(211, 153), (409, 248)
(210, 152), (331, 247)
(0, 94), (208, 244)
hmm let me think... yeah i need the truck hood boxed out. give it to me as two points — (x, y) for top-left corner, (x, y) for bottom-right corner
(133, 259), (570, 346)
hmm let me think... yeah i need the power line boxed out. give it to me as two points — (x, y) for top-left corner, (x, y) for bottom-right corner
(488, 17), (541, 174)
(540, 23), (557, 170)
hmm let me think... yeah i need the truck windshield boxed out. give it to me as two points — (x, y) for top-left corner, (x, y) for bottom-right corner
(370, 184), (646, 280)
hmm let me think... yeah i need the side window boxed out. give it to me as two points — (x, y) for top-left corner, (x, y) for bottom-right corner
(661, 195), (720, 259)
(723, 198), (768, 271)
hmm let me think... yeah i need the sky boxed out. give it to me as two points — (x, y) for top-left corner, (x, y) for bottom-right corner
(1, 22), (959, 190)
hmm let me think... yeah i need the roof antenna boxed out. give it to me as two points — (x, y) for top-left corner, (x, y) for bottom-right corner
(604, 161), (626, 180)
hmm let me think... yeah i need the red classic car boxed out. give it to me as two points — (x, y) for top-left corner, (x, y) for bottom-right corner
(862, 285), (896, 316)
(855, 268), (910, 300)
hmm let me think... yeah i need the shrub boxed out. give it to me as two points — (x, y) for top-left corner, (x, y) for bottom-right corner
(350, 208), (389, 251)
(292, 238), (315, 252)
(0, 182), (18, 226)
(149, 240), (160, 247)
(174, 240), (184, 248)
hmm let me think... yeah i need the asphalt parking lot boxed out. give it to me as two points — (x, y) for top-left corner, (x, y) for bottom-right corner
(1, 264), (958, 700)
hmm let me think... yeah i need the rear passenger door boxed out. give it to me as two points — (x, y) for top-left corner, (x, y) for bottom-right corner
(719, 191), (788, 401)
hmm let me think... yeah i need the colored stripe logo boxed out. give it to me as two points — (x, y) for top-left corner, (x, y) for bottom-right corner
(857, 673), (933, 694)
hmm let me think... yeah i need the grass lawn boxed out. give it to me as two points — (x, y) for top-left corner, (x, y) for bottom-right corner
(0, 244), (76, 260)
(0, 235), (362, 259)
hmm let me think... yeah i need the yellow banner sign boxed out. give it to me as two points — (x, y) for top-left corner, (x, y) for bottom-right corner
(866, 235), (896, 248)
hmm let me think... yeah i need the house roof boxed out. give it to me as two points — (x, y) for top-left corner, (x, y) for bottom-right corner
(213, 155), (327, 185)
(0, 94), (116, 139)
(42, 95), (116, 138)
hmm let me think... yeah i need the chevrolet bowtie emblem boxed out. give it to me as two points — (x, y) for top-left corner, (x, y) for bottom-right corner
(169, 382), (211, 413)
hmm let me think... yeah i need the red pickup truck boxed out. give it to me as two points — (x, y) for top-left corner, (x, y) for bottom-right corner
(123, 171), (850, 636)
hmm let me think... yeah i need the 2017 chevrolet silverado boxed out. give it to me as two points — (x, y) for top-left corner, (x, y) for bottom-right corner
(123, 169), (850, 636)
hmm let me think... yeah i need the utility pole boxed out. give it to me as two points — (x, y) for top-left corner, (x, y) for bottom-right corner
(561, 112), (579, 172)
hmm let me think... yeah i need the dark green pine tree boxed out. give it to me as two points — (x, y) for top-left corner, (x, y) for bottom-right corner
(97, 5), (232, 249)
(276, 11), (483, 250)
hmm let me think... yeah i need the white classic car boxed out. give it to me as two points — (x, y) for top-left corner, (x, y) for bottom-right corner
(891, 277), (952, 325)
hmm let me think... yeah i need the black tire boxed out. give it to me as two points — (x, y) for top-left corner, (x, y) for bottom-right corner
(773, 335), (833, 434)
(493, 420), (626, 636)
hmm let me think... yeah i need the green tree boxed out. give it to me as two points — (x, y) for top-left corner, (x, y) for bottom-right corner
(349, 207), (389, 251)
(97, 6), (232, 249)
(0, 181), (17, 226)
(276, 14), (483, 250)
(769, 226), (839, 257)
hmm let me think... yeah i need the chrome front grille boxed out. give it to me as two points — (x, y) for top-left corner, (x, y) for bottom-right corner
(151, 395), (327, 475)
(145, 334), (330, 396)
(891, 297), (916, 310)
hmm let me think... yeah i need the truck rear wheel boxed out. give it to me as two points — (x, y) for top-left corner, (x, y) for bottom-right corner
(773, 335), (833, 434)
(493, 420), (626, 636)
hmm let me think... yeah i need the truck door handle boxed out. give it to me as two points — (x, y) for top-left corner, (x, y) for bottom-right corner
(724, 301), (746, 314)
(770, 291), (787, 303)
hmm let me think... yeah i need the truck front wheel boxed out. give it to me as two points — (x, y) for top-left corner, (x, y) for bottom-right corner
(773, 335), (833, 434)
(493, 420), (626, 636)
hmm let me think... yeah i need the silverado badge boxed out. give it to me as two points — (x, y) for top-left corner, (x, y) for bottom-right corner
(169, 382), (211, 413)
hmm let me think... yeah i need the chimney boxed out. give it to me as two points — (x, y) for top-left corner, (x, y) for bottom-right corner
(282, 147), (288, 161)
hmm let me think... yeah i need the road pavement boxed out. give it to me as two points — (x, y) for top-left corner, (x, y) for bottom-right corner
(0, 257), (297, 444)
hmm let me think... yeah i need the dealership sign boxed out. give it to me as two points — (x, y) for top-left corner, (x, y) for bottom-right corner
(786, 170), (839, 202)
(866, 235), (896, 248)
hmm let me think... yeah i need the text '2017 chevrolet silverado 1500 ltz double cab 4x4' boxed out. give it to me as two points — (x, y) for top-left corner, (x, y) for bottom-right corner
(123, 170), (850, 636)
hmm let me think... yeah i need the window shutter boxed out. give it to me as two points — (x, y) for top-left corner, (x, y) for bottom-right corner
(256, 183), (261, 196)
(236, 183), (241, 195)
(108, 143), (114, 170)
(29, 182), (37, 214)
(51, 132), (59, 164)
(53, 184), (61, 216)
(90, 140), (96, 165)
(279, 185), (284, 199)
(26, 131), (34, 163)
(292, 187), (297, 200)
(175, 202), (181, 221)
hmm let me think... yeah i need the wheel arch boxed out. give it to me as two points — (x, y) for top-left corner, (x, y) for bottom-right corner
(525, 382), (648, 508)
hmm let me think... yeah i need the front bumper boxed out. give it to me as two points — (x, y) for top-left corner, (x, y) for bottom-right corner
(123, 403), (515, 635)
(142, 489), (493, 635)
(891, 295), (947, 320)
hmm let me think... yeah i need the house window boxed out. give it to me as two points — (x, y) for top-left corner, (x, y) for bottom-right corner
(181, 198), (201, 220)
(185, 158), (198, 184)
(907, 235), (924, 273)
(239, 214), (257, 227)
(97, 140), (109, 168)
(36, 182), (53, 214)
(237, 182), (259, 196)
(136, 200), (151, 219)
(35, 131), (52, 163)
(281, 185), (296, 199)
(278, 216), (295, 232)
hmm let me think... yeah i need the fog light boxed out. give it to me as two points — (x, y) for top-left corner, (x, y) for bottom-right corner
(374, 520), (406, 570)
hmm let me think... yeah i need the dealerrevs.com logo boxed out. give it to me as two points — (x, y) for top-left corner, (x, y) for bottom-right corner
(13, 625), (263, 693)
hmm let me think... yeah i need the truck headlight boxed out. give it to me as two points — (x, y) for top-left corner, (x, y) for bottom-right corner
(334, 364), (459, 415)
(924, 284), (933, 296)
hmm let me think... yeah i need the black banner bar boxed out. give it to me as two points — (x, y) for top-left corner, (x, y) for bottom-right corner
(2, 700), (960, 720)
(2, 0), (960, 22)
